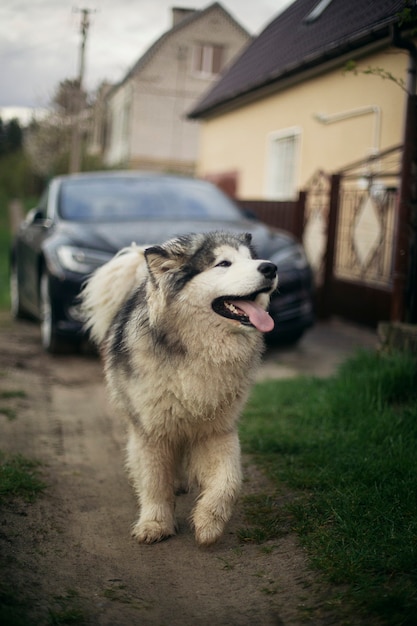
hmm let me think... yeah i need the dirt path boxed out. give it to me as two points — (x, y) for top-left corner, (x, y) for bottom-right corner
(0, 315), (342, 625)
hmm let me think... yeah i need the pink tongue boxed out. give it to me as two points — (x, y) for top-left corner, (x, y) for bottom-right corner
(230, 300), (275, 332)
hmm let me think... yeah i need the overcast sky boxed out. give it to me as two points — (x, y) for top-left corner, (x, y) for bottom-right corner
(0, 0), (293, 120)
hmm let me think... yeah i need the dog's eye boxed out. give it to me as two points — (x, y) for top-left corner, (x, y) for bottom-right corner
(215, 260), (232, 268)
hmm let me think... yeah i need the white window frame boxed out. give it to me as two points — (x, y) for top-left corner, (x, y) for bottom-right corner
(265, 127), (301, 200)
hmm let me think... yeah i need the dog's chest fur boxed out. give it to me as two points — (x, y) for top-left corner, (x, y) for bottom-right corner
(104, 325), (262, 437)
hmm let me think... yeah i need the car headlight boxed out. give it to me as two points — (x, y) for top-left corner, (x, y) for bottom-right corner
(56, 245), (113, 274)
(270, 244), (309, 270)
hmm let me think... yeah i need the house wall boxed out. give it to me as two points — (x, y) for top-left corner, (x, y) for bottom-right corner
(105, 84), (133, 165)
(196, 47), (408, 198)
(105, 5), (249, 173)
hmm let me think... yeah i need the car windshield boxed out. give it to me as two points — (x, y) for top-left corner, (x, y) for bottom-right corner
(58, 177), (242, 222)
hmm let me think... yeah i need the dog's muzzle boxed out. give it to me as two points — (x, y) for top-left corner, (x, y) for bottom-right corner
(257, 261), (277, 281)
(211, 261), (278, 333)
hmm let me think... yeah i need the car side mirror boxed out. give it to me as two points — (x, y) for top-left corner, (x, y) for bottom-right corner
(240, 208), (258, 221)
(25, 207), (45, 225)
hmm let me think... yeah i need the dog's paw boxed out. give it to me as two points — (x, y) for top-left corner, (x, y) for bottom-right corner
(132, 520), (175, 544)
(193, 515), (225, 546)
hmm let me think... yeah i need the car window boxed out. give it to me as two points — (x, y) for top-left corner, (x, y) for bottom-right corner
(58, 178), (242, 222)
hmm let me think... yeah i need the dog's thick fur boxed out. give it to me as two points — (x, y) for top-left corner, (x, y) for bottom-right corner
(81, 232), (278, 545)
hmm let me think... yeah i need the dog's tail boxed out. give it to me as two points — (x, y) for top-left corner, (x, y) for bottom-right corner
(81, 244), (148, 345)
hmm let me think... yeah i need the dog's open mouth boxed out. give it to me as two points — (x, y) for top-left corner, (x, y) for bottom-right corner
(212, 293), (274, 332)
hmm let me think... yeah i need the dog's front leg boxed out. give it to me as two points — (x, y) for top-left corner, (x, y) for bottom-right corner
(190, 431), (242, 546)
(126, 426), (176, 544)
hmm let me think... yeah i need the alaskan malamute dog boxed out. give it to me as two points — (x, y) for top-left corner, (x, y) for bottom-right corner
(82, 232), (278, 545)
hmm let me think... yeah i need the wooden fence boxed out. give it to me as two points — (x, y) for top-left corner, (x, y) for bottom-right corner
(236, 194), (305, 241)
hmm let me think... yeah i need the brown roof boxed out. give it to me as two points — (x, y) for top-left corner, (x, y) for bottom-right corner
(189, 0), (407, 118)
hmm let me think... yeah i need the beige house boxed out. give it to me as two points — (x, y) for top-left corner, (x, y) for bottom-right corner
(189, 0), (411, 199)
(103, 3), (250, 174)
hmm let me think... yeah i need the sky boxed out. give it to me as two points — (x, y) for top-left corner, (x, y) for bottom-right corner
(0, 0), (294, 122)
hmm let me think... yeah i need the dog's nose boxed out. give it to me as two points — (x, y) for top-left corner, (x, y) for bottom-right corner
(258, 261), (277, 280)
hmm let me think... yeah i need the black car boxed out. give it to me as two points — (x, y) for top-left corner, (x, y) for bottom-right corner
(10, 171), (314, 353)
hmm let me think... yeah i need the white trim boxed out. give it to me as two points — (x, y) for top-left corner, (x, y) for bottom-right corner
(313, 106), (381, 154)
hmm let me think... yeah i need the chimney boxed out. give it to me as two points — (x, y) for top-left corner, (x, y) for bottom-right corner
(172, 7), (196, 27)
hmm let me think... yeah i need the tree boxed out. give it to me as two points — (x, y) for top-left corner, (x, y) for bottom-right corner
(23, 80), (89, 177)
(24, 79), (107, 178)
(52, 79), (88, 116)
(24, 115), (70, 177)
(0, 117), (23, 157)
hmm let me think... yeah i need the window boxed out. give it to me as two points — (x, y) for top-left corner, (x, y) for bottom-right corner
(192, 43), (224, 76)
(304, 0), (334, 23)
(266, 128), (301, 200)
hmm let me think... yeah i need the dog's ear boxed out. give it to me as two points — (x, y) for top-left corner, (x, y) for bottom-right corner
(145, 245), (183, 282)
(239, 232), (258, 259)
(240, 233), (252, 246)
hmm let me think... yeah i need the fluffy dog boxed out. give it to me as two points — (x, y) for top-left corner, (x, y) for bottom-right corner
(81, 231), (278, 545)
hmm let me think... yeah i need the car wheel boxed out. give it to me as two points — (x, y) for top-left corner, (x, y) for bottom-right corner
(40, 271), (71, 354)
(10, 262), (28, 319)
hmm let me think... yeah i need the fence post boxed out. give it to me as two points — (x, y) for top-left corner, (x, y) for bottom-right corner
(391, 94), (417, 322)
(320, 174), (341, 318)
(8, 199), (24, 235)
(295, 191), (306, 242)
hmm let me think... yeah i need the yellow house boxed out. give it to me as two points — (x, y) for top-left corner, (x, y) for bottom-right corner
(189, 0), (412, 200)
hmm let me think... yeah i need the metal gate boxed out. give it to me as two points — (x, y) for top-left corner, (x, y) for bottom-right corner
(303, 146), (402, 326)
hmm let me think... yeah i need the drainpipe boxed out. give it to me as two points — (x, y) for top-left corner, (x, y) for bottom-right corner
(392, 24), (417, 95)
(391, 23), (417, 323)
(314, 106), (381, 154)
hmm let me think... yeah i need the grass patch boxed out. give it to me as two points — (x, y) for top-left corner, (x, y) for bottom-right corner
(0, 584), (88, 626)
(0, 390), (27, 421)
(237, 493), (289, 543)
(0, 407), (17, 421)
(0, 581), (32, 626)
(0, 191), (38, 311)
(0, 390), (26, 400)
(48, 591), (88, 625)
(0, 452), (47, 625)
(241, 349), (417, 625)
(0, 193), (12, 311)
(0, 451), (46, 503)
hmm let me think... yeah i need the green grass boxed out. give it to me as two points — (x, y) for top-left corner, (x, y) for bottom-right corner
(0, 407), (17, 421)
(0, 389), (27, 420)
(240, 349), (417, 625)
(47, 591), (88, 625)
(0, 581), (32, 626)
(0, 390), (27, 399)
(0, 192), (12, 310)
(0, 451), (46, 503)
(0, 191), (38, 310)
(237, 493), (291, 543)
(0, 452), (47, 625)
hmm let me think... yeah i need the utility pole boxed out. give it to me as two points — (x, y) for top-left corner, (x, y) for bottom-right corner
(69, 8), (92, 174)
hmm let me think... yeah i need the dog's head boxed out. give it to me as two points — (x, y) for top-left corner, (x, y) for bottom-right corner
(144, 232), (278, 333)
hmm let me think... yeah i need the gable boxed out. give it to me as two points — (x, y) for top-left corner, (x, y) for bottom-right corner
(109, 2), (249, 98)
